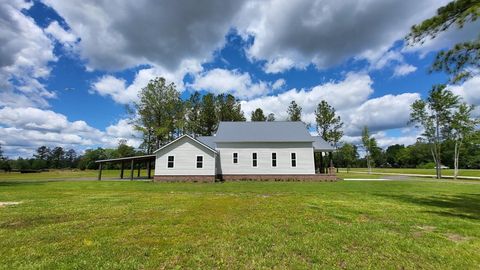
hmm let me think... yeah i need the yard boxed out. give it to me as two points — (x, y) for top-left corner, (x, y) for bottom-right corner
(341, 168), (480, 178)
(1, 176), (479, 269)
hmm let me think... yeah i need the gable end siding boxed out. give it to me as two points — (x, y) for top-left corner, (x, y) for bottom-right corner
(155, 137), (215, 176)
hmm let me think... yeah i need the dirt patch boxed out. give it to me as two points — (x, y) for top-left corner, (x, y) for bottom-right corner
(412, 225), (436, 238)
(356, 214), (371, 222)
(0, 202), (22, 207)
(418, 225), (436, 232)
(445, 233), (471, 243)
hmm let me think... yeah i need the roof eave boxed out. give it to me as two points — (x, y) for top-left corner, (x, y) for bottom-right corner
(153, 134), (217, 154)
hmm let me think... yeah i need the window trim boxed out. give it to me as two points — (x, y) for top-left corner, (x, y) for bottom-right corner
(167, 155), (175, 169)
(233, 152), (238, 164)
(252, 152), (258, 168)
(196, 155), (204, 169)
(271, 152), (277, 167)
(291, 152), (297, 168)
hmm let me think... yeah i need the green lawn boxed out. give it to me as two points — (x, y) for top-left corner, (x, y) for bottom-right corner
(0, 169), (149, 181)
(341, 168), (480, 177)
(1, 179), (479, 269)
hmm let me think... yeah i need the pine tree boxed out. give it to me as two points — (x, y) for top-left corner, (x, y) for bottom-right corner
(287, 101), (302, 121)
(199, 93), (218, 136)
(251, 108), (267, 121)
(407, 0), (480, 83)
(266, 113), (275, 121)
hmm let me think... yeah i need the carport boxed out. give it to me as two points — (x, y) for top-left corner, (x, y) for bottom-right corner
(95, 155), (155, 180)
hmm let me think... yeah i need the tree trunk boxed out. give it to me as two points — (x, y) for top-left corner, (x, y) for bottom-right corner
(434, 114), (441, 179)
(366, 151), (371, 174)
(454, 141), (461, 180)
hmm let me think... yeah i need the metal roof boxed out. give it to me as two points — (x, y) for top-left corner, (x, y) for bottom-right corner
(197, 136), (216, 149)
(214, 121), (315, 143)
(95, 154), (155, 163)
(312, 136), (335, 151)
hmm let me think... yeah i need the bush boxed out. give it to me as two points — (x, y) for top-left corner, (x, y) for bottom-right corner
(417, 162), (436, 169)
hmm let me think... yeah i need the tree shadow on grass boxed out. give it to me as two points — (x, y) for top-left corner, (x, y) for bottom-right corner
(0, 181), (48, 187)
(377, 193), (480, 220)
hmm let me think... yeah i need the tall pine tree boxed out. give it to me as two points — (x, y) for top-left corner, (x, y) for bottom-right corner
(287, 101), (302, 121)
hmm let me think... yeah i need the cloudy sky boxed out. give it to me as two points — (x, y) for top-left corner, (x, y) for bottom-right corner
(1, 0), (479, 157)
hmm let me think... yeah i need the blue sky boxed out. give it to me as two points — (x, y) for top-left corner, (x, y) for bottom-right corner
(1, 0), (479, 157)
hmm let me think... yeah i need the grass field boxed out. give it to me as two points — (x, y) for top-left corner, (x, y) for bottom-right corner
(0, 170), (149, 181)
(1, 179), (479, 269)
(341, 168), (480, 177)
(0, 169), (383, 181)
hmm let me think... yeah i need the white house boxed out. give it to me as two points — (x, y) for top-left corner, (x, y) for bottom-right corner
(153, 121), (336, 182)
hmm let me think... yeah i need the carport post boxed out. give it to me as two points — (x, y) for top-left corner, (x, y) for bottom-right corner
(137, 162), (141, 177)
(147, 161), (151, 179)
(98, 163), (102, 181)
(130, 159), (134, 180)
(120, 161), (124, 179)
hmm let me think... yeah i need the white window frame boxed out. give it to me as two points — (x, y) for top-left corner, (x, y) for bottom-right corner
(252, 152), (258, 168)
(196, 155), (204, 169)
(167, 155), (175, 169)
(291, 152), (297, 168)
(233, 152), (238, 164)
(271, 152), (277, 167)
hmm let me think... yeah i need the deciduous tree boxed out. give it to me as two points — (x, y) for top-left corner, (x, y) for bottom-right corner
(133, 77), (183, 152)
(410, 85), (460, 178)
(450, 103), (478, 178)
(361, 126), (374, 173)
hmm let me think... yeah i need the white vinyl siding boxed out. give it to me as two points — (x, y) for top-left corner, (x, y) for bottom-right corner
(155, 137), (215, 176)
(216, 142), (315, 175)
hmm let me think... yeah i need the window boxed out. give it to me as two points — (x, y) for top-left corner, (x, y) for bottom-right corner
(291, 153), (297, 167)
(233, 153), (238, 164)
(272, 153), (277, 167)
(252, 152), (258, 167)
(167, 156), (174, 168)
(196, 156), (203, 168)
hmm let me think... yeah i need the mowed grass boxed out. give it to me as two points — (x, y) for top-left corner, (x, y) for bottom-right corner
(341, 168), (480, 177)
(1, 180), (479, 269)
(0, 170), (149, 181)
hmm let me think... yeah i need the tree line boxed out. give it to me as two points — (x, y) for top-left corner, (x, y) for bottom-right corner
(1, 74), (478, 175)
(0, 140), (140, 171)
